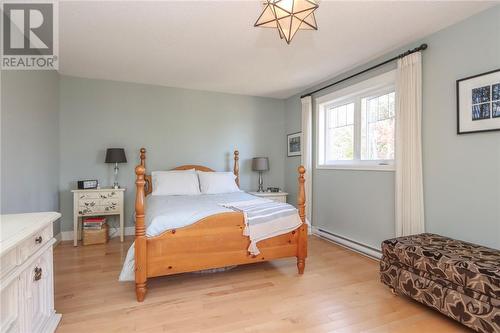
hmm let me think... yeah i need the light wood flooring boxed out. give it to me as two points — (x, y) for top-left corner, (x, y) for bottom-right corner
(53, 236), (471, 332)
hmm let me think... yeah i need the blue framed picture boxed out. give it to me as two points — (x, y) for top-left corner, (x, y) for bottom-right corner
(457, 69), (500, 134)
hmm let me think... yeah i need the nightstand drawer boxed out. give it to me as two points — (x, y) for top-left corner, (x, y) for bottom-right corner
(78, 199), (99, 207)
(248, 192), (288, 204)
(77, 190), (120, 200)
(269, 196), (286, 203)
(99, 199), (120, 206)
(78, 199), (120, 207)
(96, 191), (120, 199)
(78, 205), (119, 215)
(77, 192), (102, 200)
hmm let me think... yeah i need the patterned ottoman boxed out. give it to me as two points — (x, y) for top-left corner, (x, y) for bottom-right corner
(380, 233), (499, 333)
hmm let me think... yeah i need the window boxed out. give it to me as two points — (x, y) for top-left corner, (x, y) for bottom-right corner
(327, 102), (354, 160)
(317, 71), (396, 170)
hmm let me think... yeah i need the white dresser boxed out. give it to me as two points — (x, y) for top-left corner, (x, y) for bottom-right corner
(0, 212), (61, 333)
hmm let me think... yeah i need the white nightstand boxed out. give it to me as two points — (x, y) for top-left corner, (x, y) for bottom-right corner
(71, 188), (125, 246)
(249, 191), (288, 203)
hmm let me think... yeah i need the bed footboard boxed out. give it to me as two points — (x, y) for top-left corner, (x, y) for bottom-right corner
(134, 148), (306, 302)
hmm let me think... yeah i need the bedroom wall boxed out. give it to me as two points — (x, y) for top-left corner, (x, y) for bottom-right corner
(58, 76), (286, 233)
(284, 6), (500, 250)
(1, 70), (61, 234)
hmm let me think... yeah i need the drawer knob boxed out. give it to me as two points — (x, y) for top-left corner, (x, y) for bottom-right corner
(34, 267), (42, 281)
(35, 236), (43, 244)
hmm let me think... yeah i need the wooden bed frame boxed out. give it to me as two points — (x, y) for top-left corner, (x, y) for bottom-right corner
(134, 148), (307, 302)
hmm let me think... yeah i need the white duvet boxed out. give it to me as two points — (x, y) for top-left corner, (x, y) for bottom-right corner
(119, 192), (268, 281)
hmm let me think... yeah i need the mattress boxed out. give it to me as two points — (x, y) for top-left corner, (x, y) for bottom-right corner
(119, 192), (271, 281)
(144, 192), (258, 237)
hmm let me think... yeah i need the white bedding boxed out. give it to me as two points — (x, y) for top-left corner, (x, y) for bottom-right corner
(145, 192), (254, 236)
(119, 192), (269, 281)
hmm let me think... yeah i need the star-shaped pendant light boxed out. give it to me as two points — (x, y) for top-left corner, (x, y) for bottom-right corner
(254, 0), (319, 44)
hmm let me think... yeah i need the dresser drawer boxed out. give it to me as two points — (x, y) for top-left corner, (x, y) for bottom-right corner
(18, 225), (52, 263)
(20, 246), (54, 333)
(0, 248), (18, 279)
(0, 277), (20, 333)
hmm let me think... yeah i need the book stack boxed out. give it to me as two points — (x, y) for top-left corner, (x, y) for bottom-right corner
(83, 217), (107, 230)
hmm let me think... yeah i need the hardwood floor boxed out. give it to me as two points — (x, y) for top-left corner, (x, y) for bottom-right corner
(54, 236), (471, 332)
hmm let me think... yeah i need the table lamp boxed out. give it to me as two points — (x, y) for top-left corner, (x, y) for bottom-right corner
(105, 148), (127, 189)
(252, 157), (269, 192)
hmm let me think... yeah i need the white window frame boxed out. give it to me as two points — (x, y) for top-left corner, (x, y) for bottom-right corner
(316, 70), (396, 171)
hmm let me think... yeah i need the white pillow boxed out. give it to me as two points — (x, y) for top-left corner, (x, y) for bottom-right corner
(197, 171), (240, 194)
(151, 170), (201, 196)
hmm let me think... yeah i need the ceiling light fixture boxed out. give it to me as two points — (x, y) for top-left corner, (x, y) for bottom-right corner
(254, 0), (319, 45)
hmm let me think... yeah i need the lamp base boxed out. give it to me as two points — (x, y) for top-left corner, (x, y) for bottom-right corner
(257, 172), (264, 192)
(113, 163), (120, 189)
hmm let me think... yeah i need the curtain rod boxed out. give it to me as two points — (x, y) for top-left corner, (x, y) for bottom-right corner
(300, 43), (428, 99)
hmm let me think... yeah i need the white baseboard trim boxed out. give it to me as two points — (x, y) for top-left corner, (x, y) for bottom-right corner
(53, 233), (62, 247)
(124, 227), (135, 236)
(312, 227), (382, 260)
(60, 231), (72, 241)
(307, 220), (312, 235)
(60, 226), (136, 241)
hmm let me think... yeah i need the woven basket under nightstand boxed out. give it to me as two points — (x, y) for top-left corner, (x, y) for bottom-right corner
(83, 223), (109, 246)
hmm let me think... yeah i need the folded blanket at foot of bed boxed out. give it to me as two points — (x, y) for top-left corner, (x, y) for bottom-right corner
(220, 199), (303, 255)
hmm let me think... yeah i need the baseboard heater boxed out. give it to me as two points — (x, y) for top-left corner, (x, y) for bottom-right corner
(314, 228), (382, 260)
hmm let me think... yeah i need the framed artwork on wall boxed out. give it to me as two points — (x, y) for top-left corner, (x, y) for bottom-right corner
(287, 132), (301, 157)
(457, 69), (500, 134)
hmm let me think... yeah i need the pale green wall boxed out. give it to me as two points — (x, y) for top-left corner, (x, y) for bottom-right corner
(2, 7), (498, 247)
(284, 6), (500, 249)
(58, 76), (286, 232)
(1, 70), (61, 234)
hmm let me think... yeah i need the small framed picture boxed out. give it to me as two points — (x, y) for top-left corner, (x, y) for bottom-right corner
(287, 132), (301, 157)
(457, 69), (500, 134)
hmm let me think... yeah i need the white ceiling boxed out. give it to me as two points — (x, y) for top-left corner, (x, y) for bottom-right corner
(59, 1), (496, 99)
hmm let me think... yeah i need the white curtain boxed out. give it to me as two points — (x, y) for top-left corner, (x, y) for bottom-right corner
(300, 96), (313, 226)
(395, 52), (425, 237)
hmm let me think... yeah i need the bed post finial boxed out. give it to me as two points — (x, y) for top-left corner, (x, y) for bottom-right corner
(297, 165), (307, 275)
(234, 150), (240, 187)
(298, 166), (306, 223)
(135, 158), (147, 301)
(140, 148), (146, 167)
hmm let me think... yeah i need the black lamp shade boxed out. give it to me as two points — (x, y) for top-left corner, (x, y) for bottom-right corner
(105, 148), (127, 163)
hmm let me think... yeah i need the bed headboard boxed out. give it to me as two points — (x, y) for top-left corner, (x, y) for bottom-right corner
(138, 148), (240, 196)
